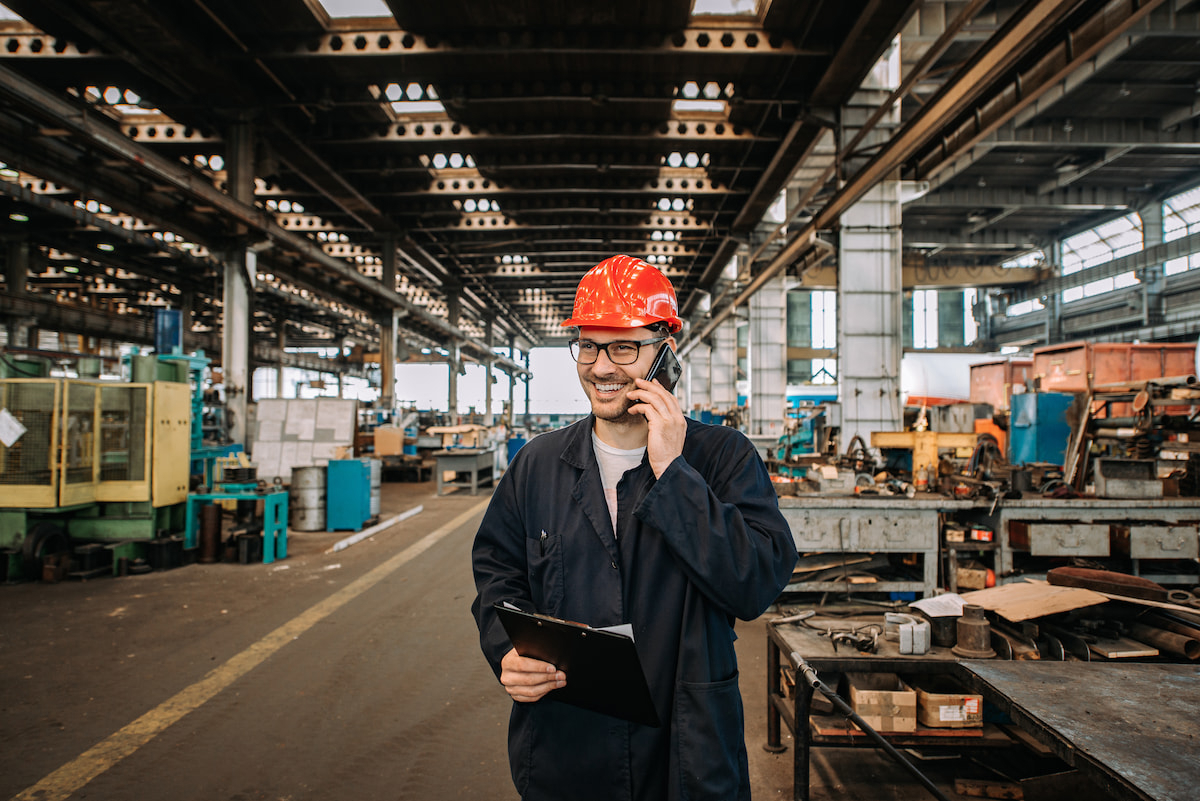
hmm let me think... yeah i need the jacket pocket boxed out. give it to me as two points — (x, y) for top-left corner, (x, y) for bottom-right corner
(675, 673), (748, 801)
(524, 530), (564, 614)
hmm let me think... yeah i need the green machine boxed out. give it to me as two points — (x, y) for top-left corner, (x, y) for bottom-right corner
(0, 357), (193, 581)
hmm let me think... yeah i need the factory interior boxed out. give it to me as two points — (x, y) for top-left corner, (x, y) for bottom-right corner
(2, 1), (1200, 799)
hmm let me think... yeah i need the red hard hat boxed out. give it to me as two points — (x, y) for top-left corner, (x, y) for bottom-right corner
(560, 255), (683, 333)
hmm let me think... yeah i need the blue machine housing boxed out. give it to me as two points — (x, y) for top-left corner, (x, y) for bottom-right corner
(1009, 392), (1076, 466)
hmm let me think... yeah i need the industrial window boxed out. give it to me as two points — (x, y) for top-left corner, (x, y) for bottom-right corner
(1060, 213), (1141, 303)
(912, 289), (937, 349)
(1000, 252), (1045, 317)
(811, 290), (836, 384)
(1164, 183), (1200, 276)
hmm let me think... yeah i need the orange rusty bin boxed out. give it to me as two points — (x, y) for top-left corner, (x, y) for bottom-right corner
(1031, 341), (1196, 416)
(969, 358), (1032, 412)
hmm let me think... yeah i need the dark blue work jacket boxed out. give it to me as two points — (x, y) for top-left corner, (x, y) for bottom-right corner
(471, 415), (797, 801)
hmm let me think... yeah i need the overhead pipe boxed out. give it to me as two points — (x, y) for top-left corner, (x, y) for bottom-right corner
(0, 62), (529, 378)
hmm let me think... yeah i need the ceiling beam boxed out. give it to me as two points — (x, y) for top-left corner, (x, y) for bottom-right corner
(0, 61), (530, 376)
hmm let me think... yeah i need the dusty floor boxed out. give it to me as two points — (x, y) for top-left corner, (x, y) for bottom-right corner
(0, 478), (1059, 801)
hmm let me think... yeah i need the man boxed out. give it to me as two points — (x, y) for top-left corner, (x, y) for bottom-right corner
(471, 254), (797, 801)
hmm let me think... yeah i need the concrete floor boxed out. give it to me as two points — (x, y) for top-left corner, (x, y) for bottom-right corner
(0, 478), (1036, 801)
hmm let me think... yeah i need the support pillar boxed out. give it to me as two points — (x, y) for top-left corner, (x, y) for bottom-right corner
(446, 283), (461, 418)
(687, 340), (712, 413)
(523, 352), (531, 426)
(749, 274), (788, 439)
(379, 236), (398, 413)
(483, 316), (495, 426)
(838, 181), (903, 446)
(5, 238), (33, 346)
(507, 336), (517, 426)
(275, 320), (287, 399)
(180, 290), (196, 351)
(1140, 203), (1166, 327)
(711, 317), (738, 412)
(222, 120), (255, 444)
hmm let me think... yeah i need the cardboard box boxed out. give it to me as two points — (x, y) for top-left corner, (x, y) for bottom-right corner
(428, 424), (488, 448)
(846, 673), (916, 733)
(956, 560), (990, 590)
(910, 677), (983, 728)
(373, 426), (407, 456)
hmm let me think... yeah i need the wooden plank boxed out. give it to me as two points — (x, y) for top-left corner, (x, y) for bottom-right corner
(1087, 636), (1158, 659)
(959, 582), (1108, 622)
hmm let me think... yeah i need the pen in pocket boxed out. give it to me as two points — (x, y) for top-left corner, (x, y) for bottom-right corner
(539, 529), (547, 555)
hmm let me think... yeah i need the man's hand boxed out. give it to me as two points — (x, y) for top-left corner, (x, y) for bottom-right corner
(629, 376), (686, 478)
(500, 648), (566, 702)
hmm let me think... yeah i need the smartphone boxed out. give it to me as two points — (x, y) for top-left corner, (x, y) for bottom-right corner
(645, 343), (681, 392)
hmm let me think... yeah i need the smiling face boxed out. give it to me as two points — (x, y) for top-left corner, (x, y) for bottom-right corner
(575, 325), (664, 426)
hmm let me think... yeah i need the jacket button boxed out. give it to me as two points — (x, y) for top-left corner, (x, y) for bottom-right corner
(611, 561), (617, 570)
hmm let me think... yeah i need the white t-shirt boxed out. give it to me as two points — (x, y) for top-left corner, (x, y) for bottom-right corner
(591, 430), (645, 538)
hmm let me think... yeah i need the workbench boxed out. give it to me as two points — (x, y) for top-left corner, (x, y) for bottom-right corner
(952, 497), (1200, 587)
(957, 661), (1200, 801)
(777, 495), (1200, 597)
(432, 448), (495, 496)
(766, 618), (1200, 801)
(777, 496), (977, 598)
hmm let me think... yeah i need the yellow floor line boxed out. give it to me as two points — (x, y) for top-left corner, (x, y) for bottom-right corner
(12, 499), (490, 801)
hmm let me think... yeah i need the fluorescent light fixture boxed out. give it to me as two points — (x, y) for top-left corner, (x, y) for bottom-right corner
(673, 99), (727, 114)
(9, 212), (29, 222)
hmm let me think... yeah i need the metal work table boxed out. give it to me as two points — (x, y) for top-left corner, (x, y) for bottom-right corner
(766, 619), (1200, 801)
(957, 661), (1200, 801)
(765, 616), (980, 801)
(953, 497), (1200, 585)
(777, 496), (977, 597)
(432, 448), (495, 496)
(778, 495), (1200, 595)
(183, 487), (288, 564)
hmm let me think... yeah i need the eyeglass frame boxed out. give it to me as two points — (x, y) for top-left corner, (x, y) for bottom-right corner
(568, 336), (668, 365)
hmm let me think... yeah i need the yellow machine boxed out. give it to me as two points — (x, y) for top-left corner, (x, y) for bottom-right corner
(0, 377), (192, 579)
(870, 430), (980, 479)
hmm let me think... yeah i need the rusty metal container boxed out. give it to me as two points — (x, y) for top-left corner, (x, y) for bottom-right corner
(969, 358), (1032, 412)
(1032, 341), (1196, 415)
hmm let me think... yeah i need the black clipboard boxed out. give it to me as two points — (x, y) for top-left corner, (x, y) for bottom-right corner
(494, 604), (660, 727)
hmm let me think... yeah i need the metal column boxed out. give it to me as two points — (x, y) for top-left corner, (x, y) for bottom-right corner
(1140, 203), (1165, 327)
(711, 317), (738, 411)
(379, 237), (398, 413)
(223, 120), (254, 445)
(446, 283), (461, 417)
(275, 319), (286, 399)
(838, 181), (903, 445)
(483, 316), (494, 425)
(749, 275), (788, 439)
(4, 237), (33, 346)
(687, 340), (712, 413)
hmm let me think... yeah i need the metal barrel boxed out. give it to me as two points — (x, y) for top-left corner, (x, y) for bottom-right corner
(289, 466), (327, 531)
(368, 458), (381, 518)
(199, 502), (221, 563)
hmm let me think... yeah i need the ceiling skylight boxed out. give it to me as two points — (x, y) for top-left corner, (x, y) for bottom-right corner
(316, 0), (392, 19)
(692, 0), (757, 16)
